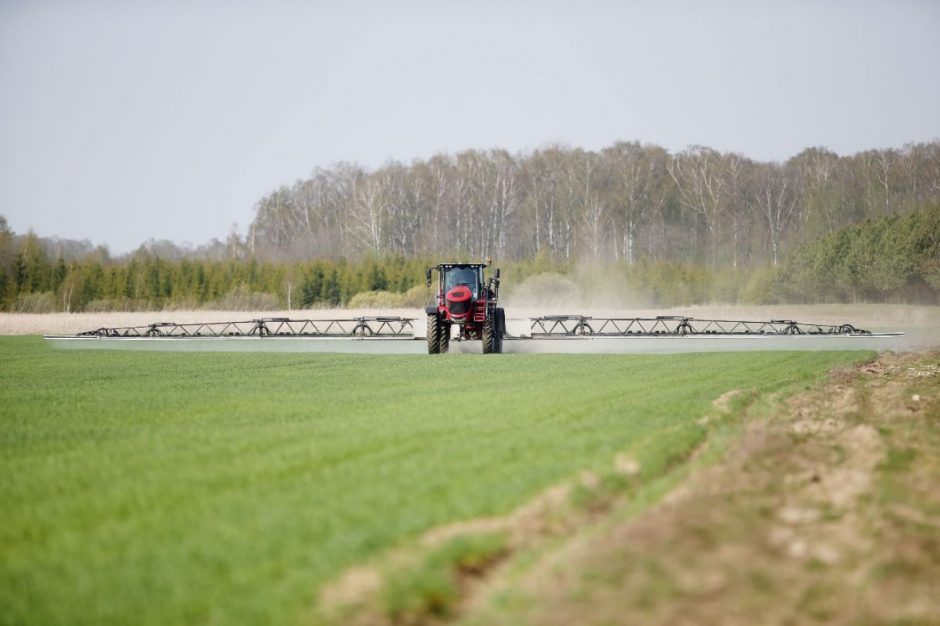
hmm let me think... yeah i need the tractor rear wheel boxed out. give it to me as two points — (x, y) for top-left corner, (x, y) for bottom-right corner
(482, 318), (495, 354)
(427, 314), (441, 354)
(494, 307), (505, 353)
(440, 322), (451, 353)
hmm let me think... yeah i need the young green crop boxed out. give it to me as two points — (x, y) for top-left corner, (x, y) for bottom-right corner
(0, 337), (865, 626)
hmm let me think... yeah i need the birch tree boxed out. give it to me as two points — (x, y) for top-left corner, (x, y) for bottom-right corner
(667, 146), (726, 266)
(612, 143), (672, 263)
(752, 163), (800, 266)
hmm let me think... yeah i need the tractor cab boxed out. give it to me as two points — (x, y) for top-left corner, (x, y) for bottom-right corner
(443, 266), (481, 299)
(426, 263), (495, 323)
(425, 262), (505, 354)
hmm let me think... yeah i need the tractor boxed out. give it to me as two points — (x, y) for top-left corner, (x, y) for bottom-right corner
(425, 262), (505, 354)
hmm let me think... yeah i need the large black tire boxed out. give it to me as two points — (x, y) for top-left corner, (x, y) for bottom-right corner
(427, 314), (441, 354)
(439, 322), (451, 353)
(482, 318), (495, 354)
(494, 307), (505, 354)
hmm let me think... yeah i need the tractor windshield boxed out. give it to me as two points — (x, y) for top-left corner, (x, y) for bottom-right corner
(444, 267), (479, 296)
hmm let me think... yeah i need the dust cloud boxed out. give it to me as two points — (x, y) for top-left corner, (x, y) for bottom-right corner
(501, 265), (651, 312)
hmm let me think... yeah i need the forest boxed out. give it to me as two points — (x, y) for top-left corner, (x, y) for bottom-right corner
(245, 141), (940, 267)
(1, 140), (939, 312)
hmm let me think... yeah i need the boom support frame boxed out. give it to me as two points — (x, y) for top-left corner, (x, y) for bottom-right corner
(76, 317), (415, 339)
(527, 315), (872, 337)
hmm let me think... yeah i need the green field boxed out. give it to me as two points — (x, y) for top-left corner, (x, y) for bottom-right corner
(0, 337), (864, 625)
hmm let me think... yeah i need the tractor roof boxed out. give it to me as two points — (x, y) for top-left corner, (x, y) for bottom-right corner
(432, 262), (488, 269)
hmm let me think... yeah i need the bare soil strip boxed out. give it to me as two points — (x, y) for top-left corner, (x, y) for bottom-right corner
(315, 352), (940, 626)
(460, 352), (940, 626)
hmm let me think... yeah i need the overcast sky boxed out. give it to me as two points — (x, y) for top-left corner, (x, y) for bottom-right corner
(1, 0), (938, 254)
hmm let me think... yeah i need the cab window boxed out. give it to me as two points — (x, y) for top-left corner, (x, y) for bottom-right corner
(445, 267), (479, 297)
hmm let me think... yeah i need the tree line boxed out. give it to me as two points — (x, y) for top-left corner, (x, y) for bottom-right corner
(0, 223), (438, 312)
(247, 140), (940, 269)
(776, 206), (940, 303)
(2, 139), (939, 312)
(2, 206), (937, 312)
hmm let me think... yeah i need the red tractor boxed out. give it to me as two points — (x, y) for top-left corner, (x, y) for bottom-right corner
(425, 262), (505, 354)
